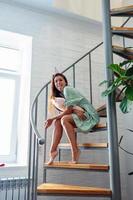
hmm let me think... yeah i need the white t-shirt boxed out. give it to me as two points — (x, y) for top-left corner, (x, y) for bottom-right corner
(51, 97), (65, 111)
(51, 97), (84, 112)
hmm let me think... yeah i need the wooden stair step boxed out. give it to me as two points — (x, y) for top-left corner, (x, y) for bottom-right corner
(112, 27), (133, 39)
(88, 123), (107, 132)
(45, 162), (109, 171)
(96, 104), (106, 117)
(37, 183), (112, 196)
(59, 142), (108, 149)
(112, 27), (133, 31)
(68, 123), (107, 131)
(111, 5), (133, 16)
(113, 45), (133, 60)
(97, 88), (124, 117)
(92, 122), (107, 129)
(81, 122), (107, 131)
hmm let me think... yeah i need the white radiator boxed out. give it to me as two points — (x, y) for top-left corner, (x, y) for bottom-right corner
(0, 177), (28, 200)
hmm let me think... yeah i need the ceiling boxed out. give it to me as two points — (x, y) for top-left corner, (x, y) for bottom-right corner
(1, 0), (80, 22)
(1, 0), (132, 24)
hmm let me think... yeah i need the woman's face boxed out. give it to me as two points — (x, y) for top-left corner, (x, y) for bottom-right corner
(54, 75), (67, 92)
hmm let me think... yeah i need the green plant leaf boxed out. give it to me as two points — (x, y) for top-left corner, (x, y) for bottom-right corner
(125, 65), (133, 76)
(101, 78), (122, 97)
(109, 64), (125, 77)
(100, 61), (133, 113)
(120, 60), (133, 67)
(126, 75), (133, 81)
(119, 97), (133, 113)
(99, 80), (108, 86)
(125, 87), (133, 101)
(101, 83), (117, 97)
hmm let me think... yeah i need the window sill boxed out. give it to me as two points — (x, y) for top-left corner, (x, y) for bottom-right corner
(0, 163), (28, 178)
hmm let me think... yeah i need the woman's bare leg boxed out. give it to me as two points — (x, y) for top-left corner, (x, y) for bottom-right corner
(48, 119), (63, 164)
(61, 115), (80, 163)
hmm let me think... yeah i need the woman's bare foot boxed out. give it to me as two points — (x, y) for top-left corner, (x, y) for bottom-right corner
(47, 151), (58, 165)
(70, 150), (81, 164)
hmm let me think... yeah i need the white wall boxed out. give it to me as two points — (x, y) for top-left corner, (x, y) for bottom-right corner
(0, 0), (104, 189)
(53, 0), (132, 25)
(0, 1), (133, 200)
(0, 1), (107, 105)
(53, 0), (133, 26)
(53, 0), (123, 21)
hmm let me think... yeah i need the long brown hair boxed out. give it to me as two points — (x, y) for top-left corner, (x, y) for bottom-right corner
(51, 73), (68, 98)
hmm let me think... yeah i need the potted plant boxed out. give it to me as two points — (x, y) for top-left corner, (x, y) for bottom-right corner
(100, 60), (133, 113)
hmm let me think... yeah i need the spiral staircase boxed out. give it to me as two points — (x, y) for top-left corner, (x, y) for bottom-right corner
(28, 2), (133, 200)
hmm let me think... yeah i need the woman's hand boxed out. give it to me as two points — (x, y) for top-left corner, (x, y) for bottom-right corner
(44, 106), (73, 129)
(73, 108), (87, 120)
(44, 118), (54, 129)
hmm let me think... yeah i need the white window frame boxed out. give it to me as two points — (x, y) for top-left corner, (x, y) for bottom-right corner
(0, 30), (32, 173)
(0, 72), (20, 163)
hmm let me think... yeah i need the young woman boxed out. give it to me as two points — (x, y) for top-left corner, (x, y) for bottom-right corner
(44, 73), (99, 164)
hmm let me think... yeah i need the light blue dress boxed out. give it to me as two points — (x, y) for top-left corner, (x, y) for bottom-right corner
(63, 86), (100, 132)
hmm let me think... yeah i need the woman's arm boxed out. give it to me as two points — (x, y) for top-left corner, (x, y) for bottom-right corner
(73, 107), (87, 120)
(44, 106), (73, 129)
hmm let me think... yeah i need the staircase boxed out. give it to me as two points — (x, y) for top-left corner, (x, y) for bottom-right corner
(28, 2), (133, 200)
(112, 45), (133, 60)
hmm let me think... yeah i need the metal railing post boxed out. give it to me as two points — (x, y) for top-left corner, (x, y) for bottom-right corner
(102, 0), (121, 199)
(27, 125), (32, 200)
(73, 65), (76, 88)
(43, 85), (48, 182)
(31, 100), (38, 200)
(34, 139), (39, 200)
(88, 53), (92, 104)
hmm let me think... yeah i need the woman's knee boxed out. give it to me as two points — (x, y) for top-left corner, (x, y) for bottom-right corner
(61, 115), (71, 127)
(54, 118), (62, 127)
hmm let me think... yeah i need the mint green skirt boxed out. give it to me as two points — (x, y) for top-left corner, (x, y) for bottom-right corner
(63, 86), (100, 132)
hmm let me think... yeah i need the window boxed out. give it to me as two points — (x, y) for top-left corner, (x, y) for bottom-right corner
(0, 30), (32, 164)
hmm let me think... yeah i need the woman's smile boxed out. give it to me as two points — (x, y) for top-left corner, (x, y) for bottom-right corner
(54, 75), (66, 92)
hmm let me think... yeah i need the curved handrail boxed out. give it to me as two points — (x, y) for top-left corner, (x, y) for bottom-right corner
(30, 42), (103, 145)
(30, 81), (50, 145)
(62, 42), (103, 73)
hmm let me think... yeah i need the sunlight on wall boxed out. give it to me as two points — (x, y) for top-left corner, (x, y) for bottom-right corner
(53, 0), (124, 21)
